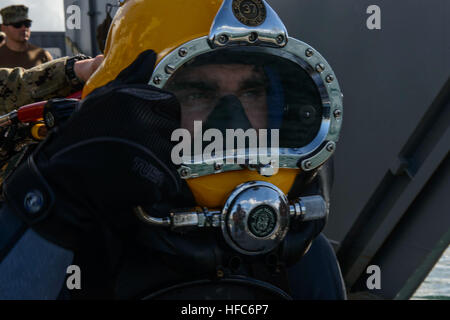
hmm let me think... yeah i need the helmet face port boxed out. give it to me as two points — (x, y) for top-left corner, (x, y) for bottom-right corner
(166, 48), (324, 150)
(157, 43), (341, 181)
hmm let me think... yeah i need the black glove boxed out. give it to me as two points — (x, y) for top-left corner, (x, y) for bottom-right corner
(3, 50), (182, 251)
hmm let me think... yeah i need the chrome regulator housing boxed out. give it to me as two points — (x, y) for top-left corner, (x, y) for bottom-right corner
(221, 181), (291, 255)
(135, 181), (328, 256)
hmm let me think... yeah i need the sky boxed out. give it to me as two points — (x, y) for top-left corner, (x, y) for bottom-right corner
(0, 0), (65, 31)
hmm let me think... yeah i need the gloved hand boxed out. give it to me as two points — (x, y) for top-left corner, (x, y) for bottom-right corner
(3, 50), (182, 251)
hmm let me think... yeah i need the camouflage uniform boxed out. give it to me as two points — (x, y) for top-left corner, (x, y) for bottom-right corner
(0, 57), (81, 115)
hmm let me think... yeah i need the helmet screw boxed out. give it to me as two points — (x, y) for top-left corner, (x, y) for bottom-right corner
(153, 75), (162, 85)
(316, 64), (325, 73)
(305, 48), (314, 57)
(326, 75), (334, 83)
(249, 32), (258, 43)
(276, 34), (285, 44)
(326, 143), (335, 152)
(165, 64), (176, 74)
(334, 109), (342, 119)
(178, 47), (188, 57)
(218, 34), (229, 44)
(304, 161), (313, 170)
(179, 167), (191, 179)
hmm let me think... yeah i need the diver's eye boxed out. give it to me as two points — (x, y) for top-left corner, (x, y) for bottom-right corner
(177, 91), (215, 106)
(240, 88), (266, 99)
(241, 91), (258, 98)
(187, 92), (212, 101)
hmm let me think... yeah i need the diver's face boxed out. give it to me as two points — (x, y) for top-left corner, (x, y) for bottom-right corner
(167, 64), (268, 134)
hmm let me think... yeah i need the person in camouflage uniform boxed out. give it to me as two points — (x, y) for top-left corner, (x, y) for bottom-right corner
(0, 5), (53, 69)
(0, 55), (104, 115)
(0, 55), (104, 187)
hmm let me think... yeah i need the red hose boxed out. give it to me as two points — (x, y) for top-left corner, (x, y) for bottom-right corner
(16, 101), (47, 123)
(66, 91), (82, 100)
(16, 91), (82, 124)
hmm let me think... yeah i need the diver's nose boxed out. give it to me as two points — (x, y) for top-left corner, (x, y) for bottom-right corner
(204, 95), (253, 132)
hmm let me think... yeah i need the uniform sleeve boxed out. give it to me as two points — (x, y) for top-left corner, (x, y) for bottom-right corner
(44, 50), (53, 62)
(0, 57), (79, 115)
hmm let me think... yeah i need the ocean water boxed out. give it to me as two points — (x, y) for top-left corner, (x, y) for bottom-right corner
(411, 247), (450, 300)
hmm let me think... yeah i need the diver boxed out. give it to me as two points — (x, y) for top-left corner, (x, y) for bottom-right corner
(0, 0), (345, 300)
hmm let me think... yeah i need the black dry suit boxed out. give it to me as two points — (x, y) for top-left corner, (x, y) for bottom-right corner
(0, 51), (345, 300)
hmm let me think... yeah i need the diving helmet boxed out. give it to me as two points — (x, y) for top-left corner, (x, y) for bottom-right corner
(84, 0), (343, 256)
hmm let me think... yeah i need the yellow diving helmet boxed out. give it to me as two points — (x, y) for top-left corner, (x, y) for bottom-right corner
(84, 0), (343, 209)
(85, 1), (343, 255)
